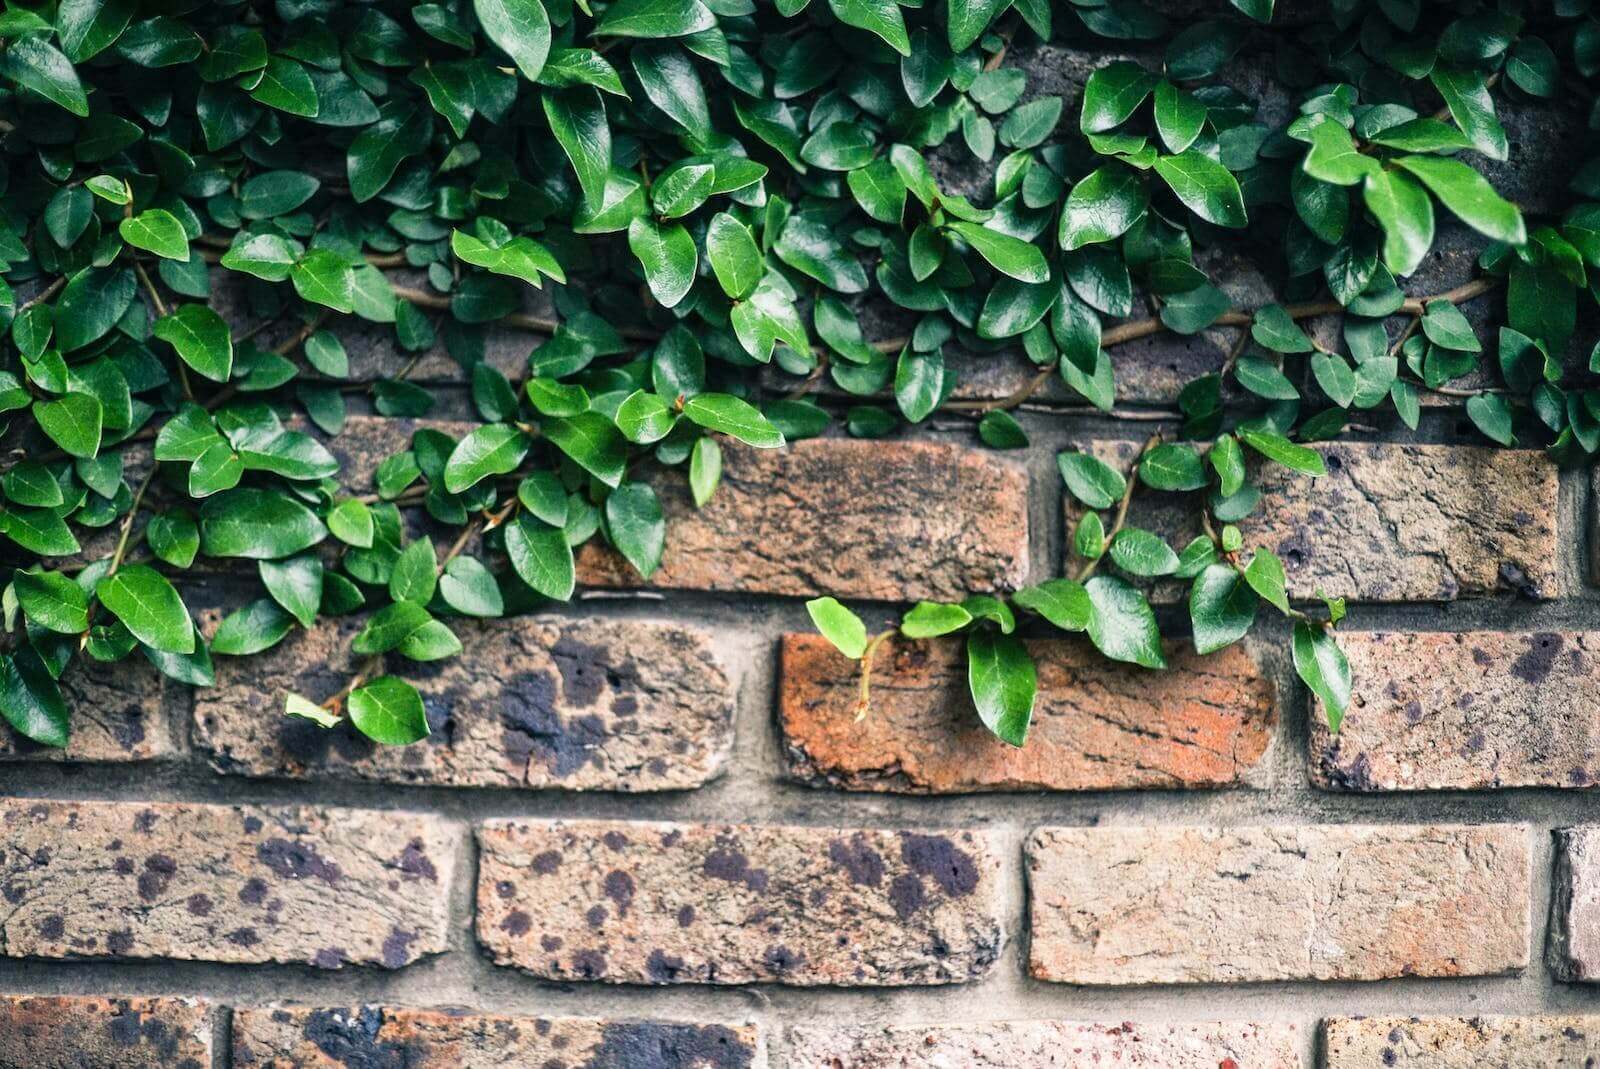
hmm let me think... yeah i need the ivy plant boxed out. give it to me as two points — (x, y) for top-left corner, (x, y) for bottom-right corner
(0, 0), (1582, 751)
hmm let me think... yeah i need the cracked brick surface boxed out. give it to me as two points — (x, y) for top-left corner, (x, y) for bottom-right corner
(575, 438), (1031, 601)
(476, 819), (1005, 986)
(0, 799), (454, 969)
(1027, 824), (1530, 984)
(786, 1019), (1304, 1068)
(1310, 631), (1600, 791)
(232, 1004), (766, 1068)
(0, 995), (214, 1069)
(0, 657), (169, 763)
(1548, 827), (1600, 982)
(779, 633), (1276, 793)
(1323, 1016), (1600, 1067)
(194, 615), (734, 791)
(1068, 440), (1559, 602)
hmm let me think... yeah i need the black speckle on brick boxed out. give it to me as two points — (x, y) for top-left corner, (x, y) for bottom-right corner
(645, 948), (688, 983)
(582, 1022), (754, 1069)
(603, 870), (635, 916)
(37, 914), (63, 939)
(501, 910), (532, 936)
(532, 851), (561, 875)
(602, 830), (629, 851)
(257, 839), (342, 884)
(107, 929), (134, 955)
(500, 670), (608, 777)
(586, 904), (608, 928)
(888, 872), (926, 920)
(239, 877), (269, 905)
(227, 927), (260, 947)
(1511, 632), (1563, 685)
(571, 948), (607, 978)
(702, 848), (769, 893)
(381, 927), (417, 968)
(395, 840), (437, 882)
(113, 856), (134, 876)
(828, 836), (885, 887)
(138, 854), (177, 901)
(899, 833), (978, 897)
(186, 893), (213, 917)
(763, 944), (804, 974)
(302, 1006), (423, 1068)
(676, 905), (695, 928)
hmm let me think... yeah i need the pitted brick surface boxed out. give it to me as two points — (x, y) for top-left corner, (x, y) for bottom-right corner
(1323, 1016), (1600, 1067)
(0, 657), (168, 763)
(0, 995), (214, 1069)
(476, 819), (1005, 986)
(576, 438), (1031, 601)
(1311, 631), (1600, 791)
(786, 1019), (1304, 1068)
(194, 616), (734, 791)
(0, 798), (454, 968)
(1549, 827), (1600, 981)
(232, 1004), (766, 1068)
(1028, 824), (1530, 984)
(1068, 440), (1559, 602)
(779, 633), (1275, 793)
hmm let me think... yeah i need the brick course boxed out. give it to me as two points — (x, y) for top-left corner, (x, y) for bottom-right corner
(1322, 1016), (1600, 1067)
(0, 995), (214, 1069)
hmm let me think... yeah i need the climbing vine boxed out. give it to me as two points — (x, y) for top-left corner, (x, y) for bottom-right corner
(0, 0), (1585, 748)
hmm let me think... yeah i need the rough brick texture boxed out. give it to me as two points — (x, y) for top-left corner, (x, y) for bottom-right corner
(194, 615), (734, 791)
(1027, 824), (1530, 984)
(779, 633), (1276, 793)
(476, 819), (1004, 986)
(1550, 827), (1600, 982)
(1312, 631), (1600, 791)
(576, 438), (1031, 600)
(0, 995), (214, 1069)
(786, 1020), (1303, 1068)
(1069, 440), (1560, 601)
(0, 658), (168, 763)
(0, 799), (453, 969)
(1323, 1016), (1600, 1067)
(232, 1004), (766, 1068)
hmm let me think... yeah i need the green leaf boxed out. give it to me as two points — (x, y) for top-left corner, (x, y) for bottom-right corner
(628, 216), (698, 308)
(829, 0), (909, 55)
(118, 209), (190, 260)
(474, 0), (550, 81)
(689, 436), (722, 507)
(1430, 63), (1508, 161)
(15, 570), (90, 634)
(1057, 452), (1125, 509)
(1084, 574), (1165, 669)
(1236, 427), (1326, 476)
(1109, 528), (1179, 577)
(1420, 298), (1481, 353)
(348, 676), (430, 744)
(1466, 392), (1515, 445)
(682, 393), (785, 448)
(57, 0), (135, 63)
(1393, 154), (1525, 245)
(1251, 304), (1313, 353)
(1060, 164), (1148, 251)
(1362, 168), (1434, 277)
(1, 507), (80, 556)
(1301, 121), (1377, 186)
(594, 0), (715, 37)
(1189, 562), (1258, 654)
(893, 349), (943, 423)
(1012, 578), (1091, 632)
(706, 212), (763, 299)
(33, 393), (102, 458)
(0, 650), (70, 748)
(1153, 81), (1206, 153)
(1242, 548), (1291, 614)
(440, 556), (504, 617)
(97, 564), (194, 654)
(615, 390), (676, 444)
(947, 0), (1009, 51)
(1080, 61), (1157, 134)
(1294, 620), (1351, 731)
(451, 230), (564, 286)
(210, 599), (293, 655)
(153, 305), (233, 382)
(506, 516), (576, 600)
(260, 556), (322, 628)
(1153, 151), (1246, 227)
(948, 221), (1049, 283)
(542, 412), (627, 487)
(352, 601), (434, 654)
(290, 249), (355, 313)
(390, 537), (439, 605)
(249, 55), (319, 116)
(899, 601), (973, 638)
(806, 596), (867, 658)
(443, 423), (529, 493)
(199, 488), (328, 559)
(1138, 443), (1207, 491)
(55, 268), (135, 352)
(605, 482), (665, 579)
(967, 630), (1035, 747)
(0, 38), (89, 116)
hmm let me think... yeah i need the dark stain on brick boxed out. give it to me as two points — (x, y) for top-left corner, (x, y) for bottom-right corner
(312, 947), (347, 969)
(532, 850), (562, 875)
(381, 927), (417, 968)
(239, 877), (269, 905)
(107, 929), (134, 955)
(603, 870), (635, 916)
(500, 670), (607, 777)
(1317, 742), (1375, 791)
(37, 913), (64, 939)
(582, 1021), (753, 1069)
(602, 830), (629, 851)
(395, 840), (437, 882)
(828, 836), (885, 887)
(571, 948), (607, 978)
(258, 839), (342, 884)
(551, 636), (634, 706)
(113, 856), (134, 876)
(888, 872), (926, 920)
(138, 854), (177, 901)
(646, 948), (688, 983)
(186, 893), (214, 917)
(541, 934), (564, 952)
(900, 833), (978, 897)
(586, 904), (608, 928)
(500, 910), (532, 936)
(302, 1006), (424, 1068)
(1511, 632), (1563, 685)
(676, 905), (695, 928)
(227, 927), (260, 947)
(702, 848), (769, 893)
(763, 944), (803, 974)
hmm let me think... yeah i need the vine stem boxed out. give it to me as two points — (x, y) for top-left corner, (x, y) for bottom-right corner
(16, 276), (65, 314)
(106, 467), (156, 579)
(319, 654), (383, 714)
(1072, 432), (1162, 582)
(854, 628), (897, 721)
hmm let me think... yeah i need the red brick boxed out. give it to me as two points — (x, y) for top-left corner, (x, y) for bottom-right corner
(779, 633), (1276, 793)
(476, 819), (1005, 986)
(0, 995), (214, 1069)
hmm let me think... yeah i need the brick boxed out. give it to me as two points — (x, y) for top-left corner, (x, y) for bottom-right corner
(1547, 827), (1600, 981)
(779, 633), (1276, 793)
(0, 658), (169, 763)
(787, 1020), (1304, 1068)
(232, 1005), (765, 1068)
(0, 995), (214, 1069)
(0, 798), (453, 969)
(576, 438), (1030, 601)
(1323, 1016), (1600, 1068)
(1311, 631), (1600, 791)
(1027, 823), (1529, 984)
(310, 414), (474, 492)
(194, 615), (733, 791)
(1069, 440), (1559, 601)
(476, 819), (1004, 986)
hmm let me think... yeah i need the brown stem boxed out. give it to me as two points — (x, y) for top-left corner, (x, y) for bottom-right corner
(1072, 432), (1161, 582)
(943, 361), (1058, 413)
(319, 654), (383, 714)
(16, 276), (65, 314)
(107, 467), (157, 579)
(853, 629), (897, 721)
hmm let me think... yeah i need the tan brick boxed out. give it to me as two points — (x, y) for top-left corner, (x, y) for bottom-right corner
(576, 438), (1031, 601)
(310, 414), (474, 493)
(1548, 827), (1600, 981)
(0, 658), (169, 763)
(787, 1019), (1304, 1068)
(1323, 1016), (1600, 1068)
(1311, 631), (1600, 791)
(1068, 440), (1559, 601)
(232, 1004), (765, 1068)
(194, 616), (733, 791)
(0, 798), (453, 969)
(476, 819), (1004, 986)
(1027, 823), (1529, 984)
(779, 633), (1276, 793)
(0, 995), (214, 1069)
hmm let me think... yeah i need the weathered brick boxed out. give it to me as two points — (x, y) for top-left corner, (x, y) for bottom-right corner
(194, 615), (733, 791)
(1311, 631), (1600, 791)
(476, 819), (1004, 986)
(576, 438), (1031, 601)
(787, 1020), (1304, 1068)
(1548, 827), (1600, 981)
(1323, 1015), (1600, 1067)
(1069, 440), (1559, 601)
(232, 1004), (765, 1068)
(0, 798), (453, 969)
(0, 995), (214, 1069)
(1027, 824), (1529, 984)
(311, 414), (474, 492)
(0, 658), (169, 763)
(779, 633), (1275, 793)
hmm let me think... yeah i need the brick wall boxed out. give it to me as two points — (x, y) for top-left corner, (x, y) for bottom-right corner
(4, 47), (1600, 1069)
